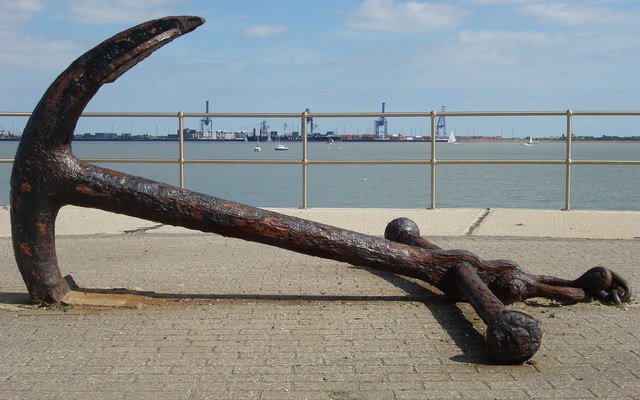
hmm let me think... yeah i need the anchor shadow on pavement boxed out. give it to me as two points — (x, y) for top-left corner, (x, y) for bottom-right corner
(354, 268), (493, 365)
(0, 292), (33, 306)
(1, 267), (495, 365)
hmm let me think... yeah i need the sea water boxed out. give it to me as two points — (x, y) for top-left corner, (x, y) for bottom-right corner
(1, 140), (638, 210)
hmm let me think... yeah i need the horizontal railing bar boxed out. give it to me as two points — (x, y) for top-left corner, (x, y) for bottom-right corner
(307, 160), (640, 166)
(2, 159), (640, 166)
(81, 159), (178, 164)
(81, 112), (179, 118)
(571, 160), (640, 165)
(77, 159), (300, 165)
(308, 160), (429, 165)
(435, 160), (637, 165)
(3, 110), (640, 119)
(432, 111), (640, 117)
(183, 113), (302, 119)
(185, 159), (300, 165)
(426, 111), (565, 117)
(438, 160), (640, 166)
(80, 159), (300, 165)
(189, 110), (640, 118)
(294, 112), (431, 118)
(1, 158), (630, 166)
(0, 112), (32, 117)
(437, 160), (565, 165)
(570, 111), (640, 117)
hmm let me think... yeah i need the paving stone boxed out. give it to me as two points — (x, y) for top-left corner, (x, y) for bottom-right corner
(0, 233), (638, 399)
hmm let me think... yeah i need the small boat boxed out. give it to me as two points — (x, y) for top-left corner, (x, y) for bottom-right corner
(274, 136), (288, 151)
(327, 137), (334, 149)
(521, 136), (533, 147)
(447, 129), (459, 145)
(254, 135), (261, 151)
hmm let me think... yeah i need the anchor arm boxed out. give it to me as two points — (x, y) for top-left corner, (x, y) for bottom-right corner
(447, 262), (542, 364)
(385, 217), (630, 304)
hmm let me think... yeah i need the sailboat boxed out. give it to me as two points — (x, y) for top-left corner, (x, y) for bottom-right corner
(274, 136), (288, 151)
(254, 134), (261, 151)
(521, 136), (533, 147)
(447, 129), (459, 145)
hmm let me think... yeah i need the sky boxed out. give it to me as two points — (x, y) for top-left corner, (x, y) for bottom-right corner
(1, 0), (639, 138)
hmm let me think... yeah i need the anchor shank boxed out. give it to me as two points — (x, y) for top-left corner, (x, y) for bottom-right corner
(68, 163), (457, 285)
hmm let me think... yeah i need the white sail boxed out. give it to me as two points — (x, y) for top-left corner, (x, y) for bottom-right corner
(521, 136), (533, 147)
(447, 129), (458, 144)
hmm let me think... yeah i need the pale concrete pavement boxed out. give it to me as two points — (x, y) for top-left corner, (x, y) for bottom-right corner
(1, 205), (639, 239)
(1, 205), (639, 399)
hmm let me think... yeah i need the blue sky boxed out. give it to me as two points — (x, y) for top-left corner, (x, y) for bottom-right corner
(1, 0), (639, 137)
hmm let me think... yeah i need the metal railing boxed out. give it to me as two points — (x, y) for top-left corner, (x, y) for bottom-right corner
(2, 110), (639, 210)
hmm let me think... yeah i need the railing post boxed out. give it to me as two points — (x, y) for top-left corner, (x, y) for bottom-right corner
(563, 109), (572, 211)
(178, 111), (185, 189)
(430, 110), (437, 209)
(301, 110), (309, 209)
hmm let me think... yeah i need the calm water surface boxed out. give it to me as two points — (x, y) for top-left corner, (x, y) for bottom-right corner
(1, 140), (638, 210)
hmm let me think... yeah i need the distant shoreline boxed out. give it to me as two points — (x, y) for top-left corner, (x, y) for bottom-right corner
(1, 137), (639, 143)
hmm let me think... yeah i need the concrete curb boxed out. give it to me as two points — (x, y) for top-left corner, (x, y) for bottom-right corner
(2, 205), (639, 239)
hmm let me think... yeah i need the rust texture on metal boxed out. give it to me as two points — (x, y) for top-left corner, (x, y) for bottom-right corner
(10, 17), (631, 365)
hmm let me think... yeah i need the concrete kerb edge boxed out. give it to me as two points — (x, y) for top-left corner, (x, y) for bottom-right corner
(1, 205), (639, 239)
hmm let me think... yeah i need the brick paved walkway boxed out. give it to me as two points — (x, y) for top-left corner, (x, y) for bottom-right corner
(1, 234), (638, 399)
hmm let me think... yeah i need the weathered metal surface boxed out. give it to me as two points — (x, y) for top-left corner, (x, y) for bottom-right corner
(385, 217), (630, 363)
(450, 263), (541, 365)
(11, 16), (206, 304)
(11, 17), (631, 365)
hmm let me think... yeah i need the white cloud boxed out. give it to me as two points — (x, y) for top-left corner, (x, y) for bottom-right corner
(0, 36), (79, 70)
(244, 24), (288, 38)
(457, 29), (552, 49)
(453, 29), (555, 68)
(0, 0), (45, 32)
(408, 28), (563, 91)
(520, 2), (629, 26)
(0, 0), (45, 15)
(346, 0), (468, 33)
(466, 0), (528, 4)
(0, 0), (80, 71)
(66, 0), (183, 24)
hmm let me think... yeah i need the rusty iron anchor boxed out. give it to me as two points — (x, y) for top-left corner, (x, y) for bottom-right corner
(384, 217), (630, 363)
(10, 16), (631, 365)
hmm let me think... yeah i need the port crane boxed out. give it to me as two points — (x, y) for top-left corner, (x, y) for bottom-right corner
(304, 108), (317, 135)
(374, 102), (388, 138)
(200, 100), (212, 139)
(436, 105), (447, 139)
(260, 120), (270, 141)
